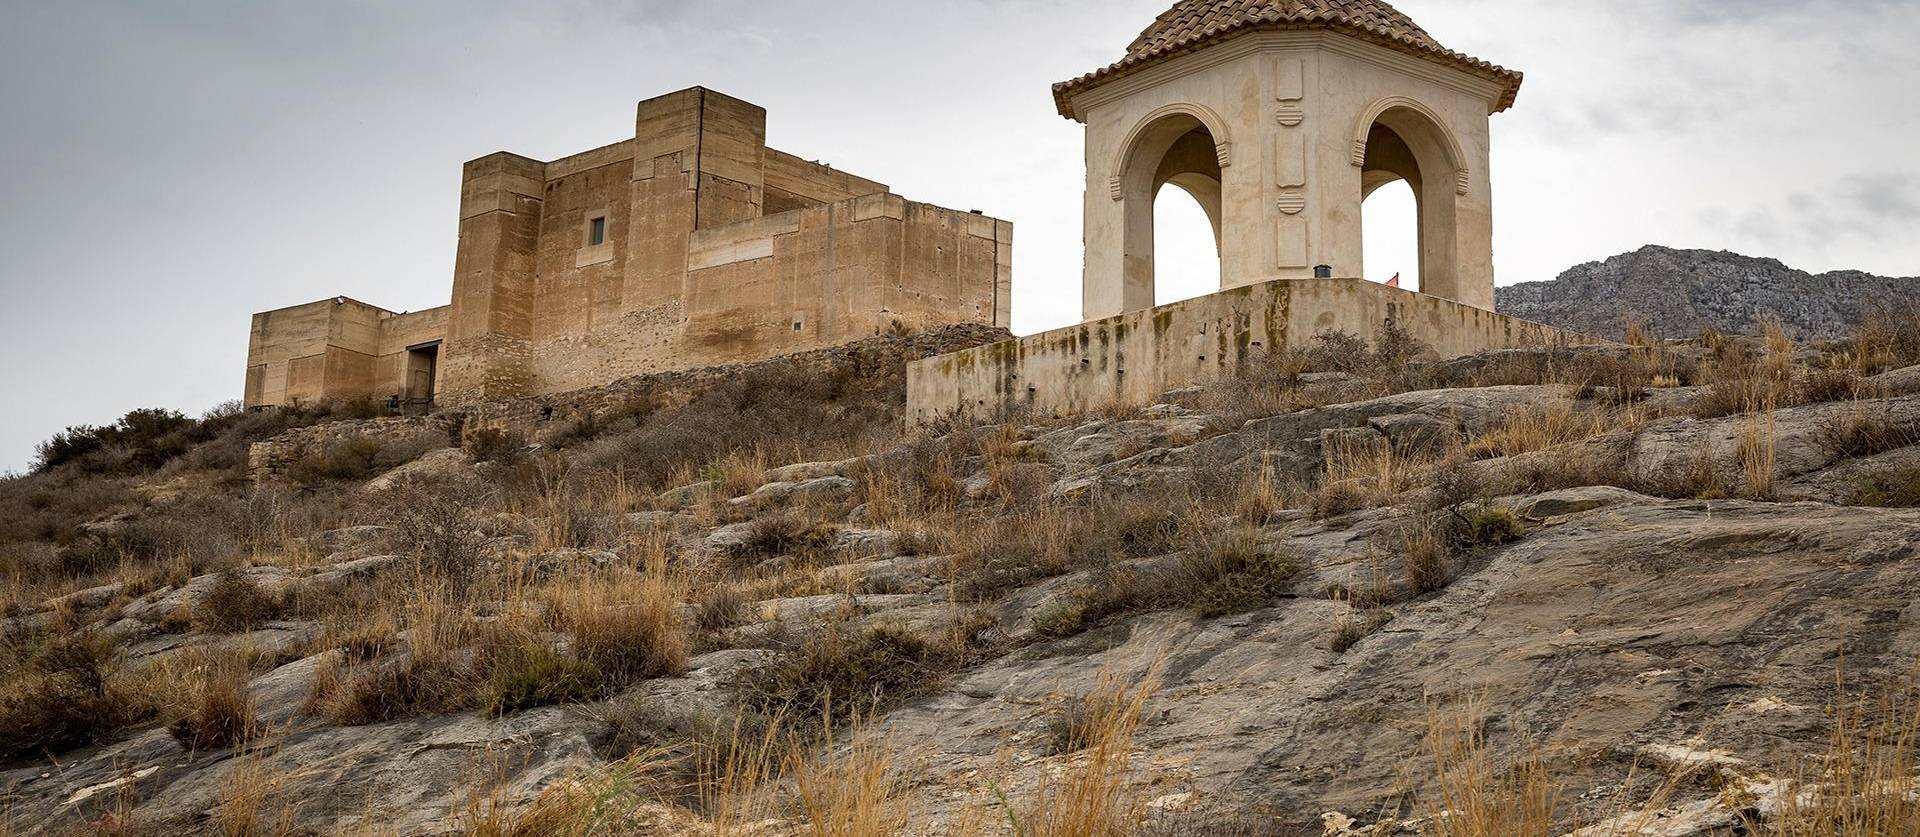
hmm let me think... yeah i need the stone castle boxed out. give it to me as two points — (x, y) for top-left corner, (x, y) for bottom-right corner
(244, 87), (1011, 410)
(247, 0), (1587, 421)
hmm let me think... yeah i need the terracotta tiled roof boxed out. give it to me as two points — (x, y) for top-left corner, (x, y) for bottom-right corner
(1053, 0), (1523, 120)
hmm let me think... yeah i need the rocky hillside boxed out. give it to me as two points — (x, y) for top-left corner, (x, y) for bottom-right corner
(1497, 245), (1920, 341)
(4, 327), (1920, 835)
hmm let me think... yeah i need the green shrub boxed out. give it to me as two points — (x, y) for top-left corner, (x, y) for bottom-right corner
(1453, 506), (1525, 548)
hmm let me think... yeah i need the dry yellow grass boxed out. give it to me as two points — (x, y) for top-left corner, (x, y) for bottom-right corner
(790, 724), (911, 836)
(217, 739), (299, 837)
(540, 562), (688, 685)
(1761, 674), (1920, 836)
(1011, 666), (1160, 837)
(1421, 699), (1556, 837)
(1466, 400), (1632, 461)
(1737, 409), (1779, 500)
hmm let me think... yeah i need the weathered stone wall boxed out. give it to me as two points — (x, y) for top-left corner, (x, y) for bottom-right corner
(906, 278), (1597, 425)
(245, 414), (464, 482)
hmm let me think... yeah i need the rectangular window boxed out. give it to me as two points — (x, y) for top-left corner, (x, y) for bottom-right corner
(588, 216), (607, 247)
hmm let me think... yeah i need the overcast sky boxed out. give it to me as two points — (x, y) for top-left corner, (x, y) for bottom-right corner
(3, 0), (1917, 474)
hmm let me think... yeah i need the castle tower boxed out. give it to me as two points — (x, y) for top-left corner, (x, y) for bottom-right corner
(1054, 0), (1523, 320)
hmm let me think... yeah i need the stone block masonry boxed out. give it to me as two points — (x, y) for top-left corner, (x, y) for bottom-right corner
(243, 87), (1010, 410)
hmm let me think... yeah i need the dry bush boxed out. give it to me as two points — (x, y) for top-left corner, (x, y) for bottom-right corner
(1045, 671), (1152, 756)
(477, 629), (606, 718)
(1035, 523), (1296, 636)
(949, 510), (1073, 601)
(703, 448), (769, 500)
(462, 425), (526, 465)
(286, 431), (443, 487)
(379, 474), (494, 579)
(1422, 700), (1557, 837)
(0, 632), (151, 760)
(733, 620), (965, 725)
(853, 433), (970, 523)
(1064, 498), (1188, 566)
(1845, 302), (1920, 373)
(1398, 519), (1455, 596)
(1797, 368), (1862, 405)
(1199, 347), (1313, 424)
(169, 658), (256, 751)
(1848, 460), (1920, 508)
(216, 743), (298, 837)
(789, 725), (912, 836)
(1173, 526), (1299, 618)
(1328, 598), (1392, 654)
(563, 347), (931, 491)
(727, 511), (839, 567)
(695, 584), (753, 634)
(1314, 433), (1438, 517)
(1819, 408), (1915, 460)
(195, 570), (284, 633)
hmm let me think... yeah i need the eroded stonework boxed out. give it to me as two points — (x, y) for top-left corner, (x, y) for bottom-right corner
(244, 87), (1012, 409)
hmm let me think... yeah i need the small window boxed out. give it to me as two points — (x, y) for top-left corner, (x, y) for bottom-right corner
(587, 216), (607, 247)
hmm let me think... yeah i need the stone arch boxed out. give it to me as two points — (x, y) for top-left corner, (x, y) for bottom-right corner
(1351, 97), (1470, 301)
(1110, 104), (1232, 313)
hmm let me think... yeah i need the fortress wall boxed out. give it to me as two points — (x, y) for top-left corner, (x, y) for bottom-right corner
(680, 194), (1011, 367)
(906, 278), (1592, 425)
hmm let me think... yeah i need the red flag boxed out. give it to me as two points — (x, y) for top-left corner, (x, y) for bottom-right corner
(1386, 273), (1401, 289)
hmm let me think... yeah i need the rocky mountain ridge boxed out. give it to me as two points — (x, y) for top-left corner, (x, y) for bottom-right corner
(1497, 245), (1920, 340)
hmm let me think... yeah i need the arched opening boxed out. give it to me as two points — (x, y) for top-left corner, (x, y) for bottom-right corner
(1154, 181), (1221, 305)
(1356, 103), (1464, 300)
(1116, 110), (1225, 313)
(1362, 179), (1419, 291)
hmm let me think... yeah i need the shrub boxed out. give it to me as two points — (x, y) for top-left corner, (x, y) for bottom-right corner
(0, 633), (146, 760)
(380, 475), (492, 579)
(734, 621), (958, 724)
(728, 512), (838, 565)
(1175, 527), (1299, 617)
(479, 638), (604, 718)
(1329, 605), (1392, 654)
(34, 408), (197, 475)
(462, 426), (526, 464)
(1850, 461), (1920, 508)
(1821, 410), (1913, 460)
(194, 570), (282, 633)
(1451, 506), (1525, 549)
(695, 585), (753, 633)
(950, 512), (1069, 601)
(1400, 521), (1455, 596)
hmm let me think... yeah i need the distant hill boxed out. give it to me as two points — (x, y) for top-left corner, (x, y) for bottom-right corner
(1496, 245), (1920, 341)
